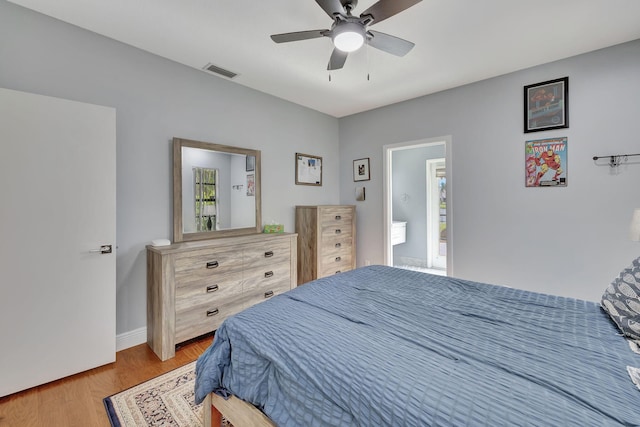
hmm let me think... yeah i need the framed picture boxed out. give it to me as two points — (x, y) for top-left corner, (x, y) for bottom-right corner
(246, 155), (255, 172)
(525, 137), (567, 187)
(295, 153), (322, 186)
(246, 174), (255, 196)
(353, 158), (370, 181)
(524, 77), (568, 133)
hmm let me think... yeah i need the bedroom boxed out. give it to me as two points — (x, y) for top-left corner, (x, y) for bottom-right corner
(1, 0), (640, 425)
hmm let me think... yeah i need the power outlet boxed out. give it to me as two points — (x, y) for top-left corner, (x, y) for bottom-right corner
(365, 260), (371, 266)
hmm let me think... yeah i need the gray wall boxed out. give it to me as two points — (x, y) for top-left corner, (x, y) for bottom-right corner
(3, 0), (640, 342)
(0, 1), (340, 336)
(392, 144), (446, 266)
(339, 39), (640, 302)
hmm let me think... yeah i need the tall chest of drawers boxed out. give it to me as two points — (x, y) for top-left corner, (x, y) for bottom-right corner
(295, 205), (356, 285)
(146, 233), (297, 360)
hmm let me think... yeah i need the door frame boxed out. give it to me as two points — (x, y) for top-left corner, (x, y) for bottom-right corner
(383, 135), (453, 274)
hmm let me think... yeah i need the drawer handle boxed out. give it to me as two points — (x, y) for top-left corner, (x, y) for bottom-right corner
(206, 261), (219, 269)
(264, 271), (274, 278)
(206, 308), (219, 317)
(335, 256), (341, 262)
(335, 229), (341, 234)
(206, 284), (219, 293)
(264, 290), (274, 298)
(264, 251), (274, 258)
(335, 243), (341, 248)
(335, 215), (342, 220)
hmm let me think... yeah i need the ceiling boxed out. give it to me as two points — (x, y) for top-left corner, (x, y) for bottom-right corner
(9, 0), (640, 118)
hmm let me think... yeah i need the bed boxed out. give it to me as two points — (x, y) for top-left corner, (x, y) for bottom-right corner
(195, 265), (640, 426)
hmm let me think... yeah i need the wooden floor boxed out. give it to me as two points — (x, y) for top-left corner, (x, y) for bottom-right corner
(0, 336), (213, 427)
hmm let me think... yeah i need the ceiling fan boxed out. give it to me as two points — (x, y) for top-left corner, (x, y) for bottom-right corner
(270, 0), (422, 70)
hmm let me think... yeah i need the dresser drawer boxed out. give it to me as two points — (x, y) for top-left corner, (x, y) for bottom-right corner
(243, 238), (291, 269)
(174, 247), (243, 284)
(244, 260), (291, 292)
(320, 253), (353, 277)
(175, 296), (244, 343)
(320, 221), (353, 240)
(320, 235), (353, 255)
(244, 261), (291, 308)
(319, 207), (353, 226)
(245, 280), (291, 307)
(319, 265), (352, 278)
(175, 272), (243, 312)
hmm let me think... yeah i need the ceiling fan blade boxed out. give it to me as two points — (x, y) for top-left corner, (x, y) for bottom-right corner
(361, 0), (422, 25)
(315, 0), (346, 18)
(270, 30), (328, 43)
(367, 30), (415, 56)
(327, 48), (348, 70)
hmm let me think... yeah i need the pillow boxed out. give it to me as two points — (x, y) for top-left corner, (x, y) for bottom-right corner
(601, 257), (640, 341)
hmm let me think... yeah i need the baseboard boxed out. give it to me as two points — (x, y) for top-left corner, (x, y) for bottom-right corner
(116, 326), (147, 352)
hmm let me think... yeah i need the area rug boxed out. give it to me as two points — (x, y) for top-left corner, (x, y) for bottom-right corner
(103, 361), (231, 426)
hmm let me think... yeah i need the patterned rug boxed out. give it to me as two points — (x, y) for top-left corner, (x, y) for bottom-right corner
(103, 361), (231, 426)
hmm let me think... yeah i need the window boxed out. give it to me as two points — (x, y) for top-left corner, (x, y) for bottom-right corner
(194, 167), (218, 231)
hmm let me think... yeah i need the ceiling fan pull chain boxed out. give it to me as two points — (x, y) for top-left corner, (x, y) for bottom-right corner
(366, 41), (371, 81)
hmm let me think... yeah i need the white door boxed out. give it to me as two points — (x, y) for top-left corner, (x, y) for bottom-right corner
(0, 88), (116, 397)
(426, 159), (446, 269)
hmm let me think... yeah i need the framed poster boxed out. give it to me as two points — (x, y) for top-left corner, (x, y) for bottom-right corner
(525, 137), (567, 187)
(524, 77), (568, 133)
(246, 174), (255, 196)
(246, 155), (255, 172)
(353, 158), (370, 182)
(295, 153), (322, 186)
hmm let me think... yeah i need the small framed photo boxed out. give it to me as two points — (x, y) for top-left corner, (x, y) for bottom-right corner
(353, 158), (370, 182)
(246, 155), (255, 172)
(524, 77), (568, 133)
(295, 153), (322, 186)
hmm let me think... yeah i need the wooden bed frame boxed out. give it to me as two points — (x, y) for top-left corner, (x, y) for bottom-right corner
(204, 392), (276, 427)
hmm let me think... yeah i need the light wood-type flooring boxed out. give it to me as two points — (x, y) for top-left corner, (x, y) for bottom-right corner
(0, 335), (213, 427)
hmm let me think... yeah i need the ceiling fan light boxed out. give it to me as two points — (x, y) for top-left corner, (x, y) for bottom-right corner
(333, 23), (365, 52)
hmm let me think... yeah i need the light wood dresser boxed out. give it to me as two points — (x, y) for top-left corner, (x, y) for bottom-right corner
(146, 233), (297, 360)
(295, 205), (356, 285)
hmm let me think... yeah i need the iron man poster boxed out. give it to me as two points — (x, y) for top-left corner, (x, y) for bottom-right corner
(525, 137), (567, 187)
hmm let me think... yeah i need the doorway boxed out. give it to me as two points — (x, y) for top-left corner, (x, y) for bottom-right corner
(383, 136), (452, 275)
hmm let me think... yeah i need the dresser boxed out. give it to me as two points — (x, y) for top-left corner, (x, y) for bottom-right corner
(295, 205), (356, 285)
(146, 233), (297, 360)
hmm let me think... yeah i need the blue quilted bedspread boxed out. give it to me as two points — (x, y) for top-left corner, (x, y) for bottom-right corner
(195, 265), (640, 426)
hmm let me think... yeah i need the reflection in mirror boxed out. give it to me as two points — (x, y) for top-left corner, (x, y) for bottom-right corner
(173, 138), (261, 242)
(182, 148), (255, 232)
(192, 166), (218, 232)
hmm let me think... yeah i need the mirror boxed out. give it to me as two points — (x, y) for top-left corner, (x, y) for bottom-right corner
(173, 137), (261, 242)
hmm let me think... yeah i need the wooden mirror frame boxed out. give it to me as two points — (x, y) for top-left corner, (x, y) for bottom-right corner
(173, 137), (262, 242)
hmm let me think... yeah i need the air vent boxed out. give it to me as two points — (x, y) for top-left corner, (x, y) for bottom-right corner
(202, 63), (238, 79)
